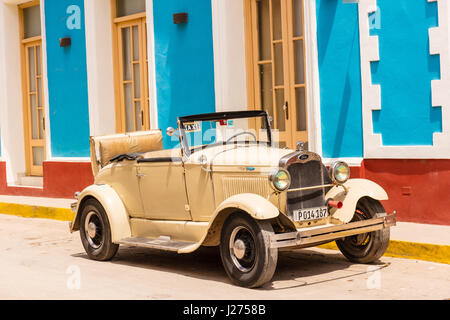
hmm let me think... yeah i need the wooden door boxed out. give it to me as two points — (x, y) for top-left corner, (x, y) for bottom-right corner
(23, 41), (46, 176)
(245, 0), (308, 149)
(19, 1), (46, 176)
(115, 17), (149, 132)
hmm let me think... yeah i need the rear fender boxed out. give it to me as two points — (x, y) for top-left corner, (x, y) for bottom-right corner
(70, 184), (131, 243)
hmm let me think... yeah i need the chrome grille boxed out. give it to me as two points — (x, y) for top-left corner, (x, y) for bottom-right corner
(284, 155), (332, 219)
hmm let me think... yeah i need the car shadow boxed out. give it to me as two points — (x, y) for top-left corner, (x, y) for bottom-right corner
(262, 249), (389, 290)
(71, 246), (390, 290)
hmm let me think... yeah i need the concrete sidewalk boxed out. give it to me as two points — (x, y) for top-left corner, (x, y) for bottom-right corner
(0, 194), (449, 265)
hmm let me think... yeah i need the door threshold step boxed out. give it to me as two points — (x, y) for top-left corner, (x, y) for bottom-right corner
(117, 237), (196, 252)
(15, 176), (44, 188)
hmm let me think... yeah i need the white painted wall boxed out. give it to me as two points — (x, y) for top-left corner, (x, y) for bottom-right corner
(40, 0), (52, 162)
(0, 2), (27, 184)
(211, 0), (247, 113)
(84, 0), (116, 137)
(303, 0), (323, 156)
(145, 0), (158, 130)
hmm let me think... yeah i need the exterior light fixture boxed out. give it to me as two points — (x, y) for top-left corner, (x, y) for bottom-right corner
(173, 12), (188, 24)
(59, 37), (71, 47)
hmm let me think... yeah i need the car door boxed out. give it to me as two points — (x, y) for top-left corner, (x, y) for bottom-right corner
(183, 162), (216, 222)
(137, 157), (192, 221)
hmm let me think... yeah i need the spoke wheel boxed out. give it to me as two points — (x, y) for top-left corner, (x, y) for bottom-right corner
(220, 213), (278, 288)
(84, 211), (104, 249)
(336, 197), (390, 264)
(80, 199), (119, 261)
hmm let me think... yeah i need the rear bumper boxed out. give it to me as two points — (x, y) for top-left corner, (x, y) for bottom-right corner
(271, 212), (396, 249)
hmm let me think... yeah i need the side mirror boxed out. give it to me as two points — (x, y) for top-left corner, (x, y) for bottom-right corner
(166, 127), (178, 137)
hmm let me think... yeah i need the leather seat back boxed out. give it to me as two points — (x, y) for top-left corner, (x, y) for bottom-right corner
(90, 130), (163, 175)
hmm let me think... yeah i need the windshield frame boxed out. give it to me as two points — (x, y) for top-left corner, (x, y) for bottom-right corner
(177, 110), (273, 158)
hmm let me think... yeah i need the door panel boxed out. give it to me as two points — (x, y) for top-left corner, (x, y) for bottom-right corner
(246, 0), (308, 149)
(184, 164), (215, 222)
(105, 165), (145, 218)
(138, 162), (192, 221)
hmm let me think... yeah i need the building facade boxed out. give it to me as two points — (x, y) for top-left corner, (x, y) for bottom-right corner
(0, 0), (448, 225)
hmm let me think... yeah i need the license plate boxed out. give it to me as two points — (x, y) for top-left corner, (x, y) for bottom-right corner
(293, 206), (328, 222)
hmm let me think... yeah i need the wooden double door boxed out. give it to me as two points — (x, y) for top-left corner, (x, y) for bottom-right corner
(246, 0), (308, 149)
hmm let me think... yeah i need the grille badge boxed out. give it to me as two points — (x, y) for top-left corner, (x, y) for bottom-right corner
(298, 154), (309, 160)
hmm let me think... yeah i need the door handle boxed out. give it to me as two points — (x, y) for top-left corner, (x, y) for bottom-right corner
(283, 101), (289, 120)
(136, 173), (146, 178)
(141, 109), (144, 127)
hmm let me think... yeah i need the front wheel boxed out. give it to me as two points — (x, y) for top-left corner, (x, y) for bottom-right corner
(220, 213), (278, 288)
(79, 199), (119, 261)
(336, 197), (390, 263)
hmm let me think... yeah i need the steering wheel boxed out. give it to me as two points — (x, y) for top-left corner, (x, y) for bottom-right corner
(226, 131), (257, 143)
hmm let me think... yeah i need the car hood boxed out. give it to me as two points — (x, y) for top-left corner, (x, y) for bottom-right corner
(188, 144), (294, 167)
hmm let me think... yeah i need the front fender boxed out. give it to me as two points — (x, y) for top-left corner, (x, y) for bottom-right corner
(326, 179), (388, 223)
(70, 184), (131, 243)
(214, 193), (280, 220)
(193, 193), (280, 250)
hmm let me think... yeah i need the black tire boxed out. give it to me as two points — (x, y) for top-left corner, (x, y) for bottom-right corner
(79, 198), (119, 261)
(219, 213), (278, 288)
(336, 197), (390, 264)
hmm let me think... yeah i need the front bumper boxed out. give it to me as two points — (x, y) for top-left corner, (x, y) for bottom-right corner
(271, 212), (396, 249)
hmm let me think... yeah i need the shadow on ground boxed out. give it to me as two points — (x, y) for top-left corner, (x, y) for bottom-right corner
(72, 246), (389, 290)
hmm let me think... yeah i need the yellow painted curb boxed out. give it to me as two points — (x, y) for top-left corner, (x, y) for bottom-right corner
(0, 202), (74, 222)
(318, 240), (450, 265)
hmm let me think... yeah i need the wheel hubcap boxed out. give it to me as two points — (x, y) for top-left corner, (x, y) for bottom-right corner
(87, 222), (97, 238)
(233, 239), (246, 259)
(229, 226), (256, 272)
(84, 211), (103, 249)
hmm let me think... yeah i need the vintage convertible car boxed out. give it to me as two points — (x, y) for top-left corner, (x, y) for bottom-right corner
(70, 110), (396, 288)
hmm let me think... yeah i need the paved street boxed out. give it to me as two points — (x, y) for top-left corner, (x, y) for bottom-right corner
(0, 214), (449, 300)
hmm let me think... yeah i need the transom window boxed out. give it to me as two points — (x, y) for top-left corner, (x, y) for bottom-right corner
(116, 0), (146, 17)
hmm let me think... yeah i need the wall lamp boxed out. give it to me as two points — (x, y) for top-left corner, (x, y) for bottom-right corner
(173, 12), (188, 24)
(59, 37), (71, 47)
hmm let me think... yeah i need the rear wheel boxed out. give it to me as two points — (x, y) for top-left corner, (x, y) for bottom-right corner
(220, 213), (278, 288)
(80, 199), (119, 261)
(336, 197), (390, 263)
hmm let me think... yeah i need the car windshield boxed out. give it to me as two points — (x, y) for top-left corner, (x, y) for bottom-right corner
(177, 111), (272, 156)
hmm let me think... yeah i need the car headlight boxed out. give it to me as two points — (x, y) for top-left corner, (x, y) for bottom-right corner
(269, 169), (291, 191)
(330, 161), (350, 184)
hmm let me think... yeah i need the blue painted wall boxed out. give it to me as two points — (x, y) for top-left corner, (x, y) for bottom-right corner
(45, 0), (90, 157)
(316, 0), (363, 158)
(371, 0), (442, 146)
(152, 0), (216, 149)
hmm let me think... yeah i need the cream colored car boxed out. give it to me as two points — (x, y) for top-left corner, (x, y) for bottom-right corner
(70, 111), (396, 288)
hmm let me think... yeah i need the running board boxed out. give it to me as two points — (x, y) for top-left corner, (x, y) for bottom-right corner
(117, 237), (197, 253)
